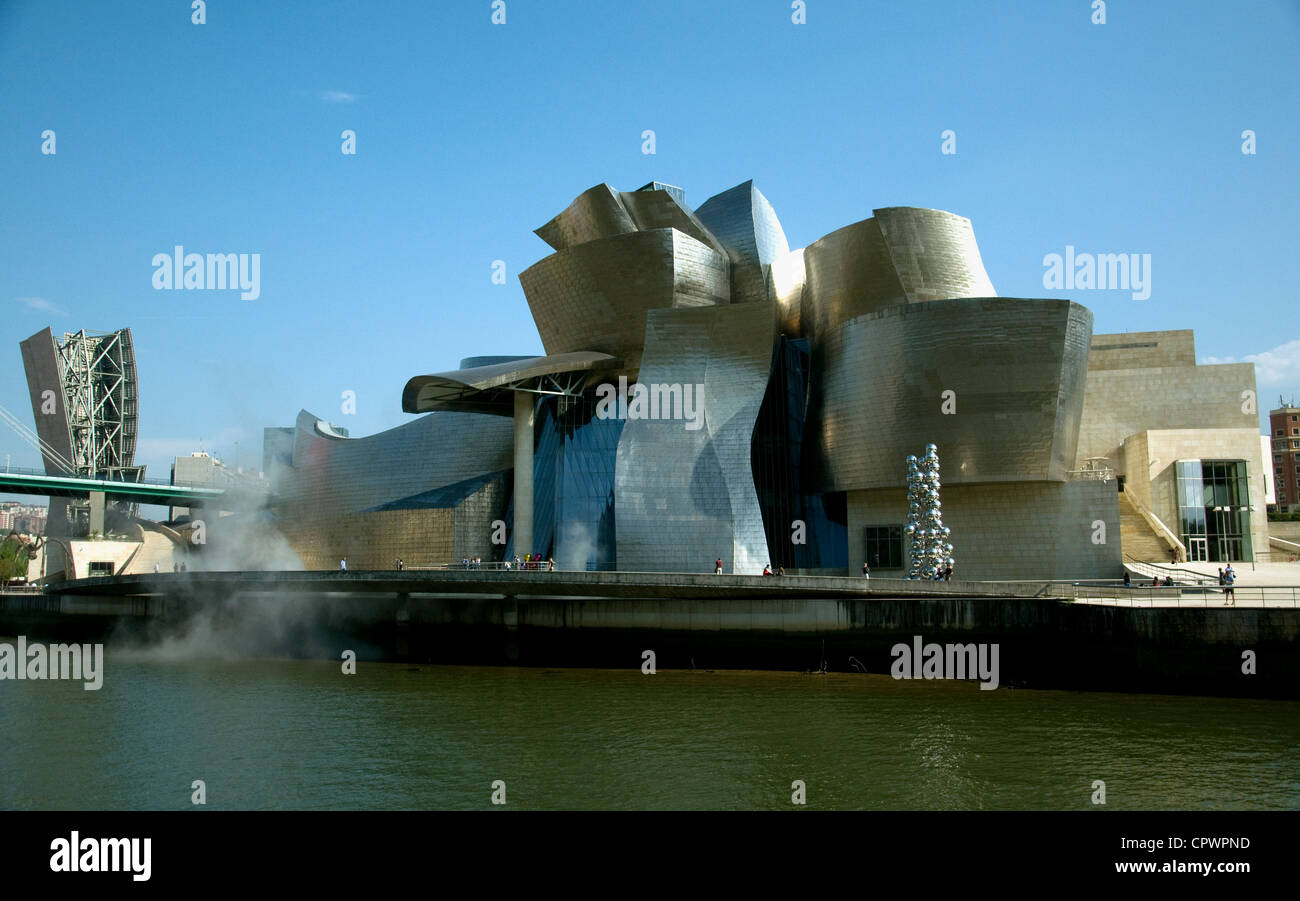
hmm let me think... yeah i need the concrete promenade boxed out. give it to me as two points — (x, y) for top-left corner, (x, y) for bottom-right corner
(5, 568), (1298, 698)
(37, 568), (1300, 608)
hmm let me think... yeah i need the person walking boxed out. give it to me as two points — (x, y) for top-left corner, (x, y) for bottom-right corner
(339, 558), (347, 571)
(1224, 564), (1236, 605)
(1123, 571), (1131, 588)
(862, 562), (870, 578)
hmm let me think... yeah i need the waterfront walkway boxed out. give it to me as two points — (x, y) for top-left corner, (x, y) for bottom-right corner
(24, 568), (1298, 608)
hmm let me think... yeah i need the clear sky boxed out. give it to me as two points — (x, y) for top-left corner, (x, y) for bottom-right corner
(2, 0), (1297, 495)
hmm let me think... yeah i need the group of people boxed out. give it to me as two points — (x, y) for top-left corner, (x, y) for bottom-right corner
(761, 563), (786, 576)
(1124, 572), (1176, 587)
(505, 554), (554, 571)
(1120, 564), (1237, 603)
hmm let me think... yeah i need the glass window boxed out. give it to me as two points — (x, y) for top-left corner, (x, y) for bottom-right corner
(863, 525), (903, 570)
(1279, 429), (1287, 437)
(1179, 460), (1252, 561)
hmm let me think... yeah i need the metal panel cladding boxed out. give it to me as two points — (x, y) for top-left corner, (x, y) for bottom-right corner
(282, 408), (513, 519)
(519, 228), (729, 371)
(614, 302), (777, 574)
(802, 217), (909, 341)
(873, 207), (997, 302)
(694, 180), (790, 305)
(805, 298), (1094, 492)
(534, 183), (638, 251)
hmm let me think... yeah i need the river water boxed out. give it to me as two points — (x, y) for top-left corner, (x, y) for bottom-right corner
(2, 655), (1298, 810)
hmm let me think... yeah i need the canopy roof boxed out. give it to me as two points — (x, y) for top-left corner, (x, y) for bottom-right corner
(402, 351), (621, 415)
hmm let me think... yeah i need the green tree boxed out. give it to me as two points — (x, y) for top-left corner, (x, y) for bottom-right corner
(0, 534), (32, 581)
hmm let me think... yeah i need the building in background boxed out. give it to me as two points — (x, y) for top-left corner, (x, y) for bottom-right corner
(1269, 401), (1300, 513)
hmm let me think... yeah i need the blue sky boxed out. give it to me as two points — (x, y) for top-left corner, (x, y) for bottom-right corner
(2, 0), (1298, 493)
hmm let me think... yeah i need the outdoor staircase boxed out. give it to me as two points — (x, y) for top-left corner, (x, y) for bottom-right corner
(1118, 491), (1174, 563)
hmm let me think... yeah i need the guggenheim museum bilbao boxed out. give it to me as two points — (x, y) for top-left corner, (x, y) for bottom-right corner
(267, 180), (1266, 579)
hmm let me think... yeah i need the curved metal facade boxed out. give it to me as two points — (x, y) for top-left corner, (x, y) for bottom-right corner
(283, 408), (513, 517)
(694, 180), (790, 306)
(534, 183), (637, 252)
(805, 298), (1093, 493)
(873, 207), (997, 302)
(519, 228), (728, 370)
(615, 302), (776, 574)
(801, 217), (909, 340)
(801, 208), (998, 341)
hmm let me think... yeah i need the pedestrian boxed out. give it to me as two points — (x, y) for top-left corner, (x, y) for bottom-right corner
(1218, 567), (1226, 602)
(943, 564), (953, 582)
(548, 557), (555, 572)
(715, 557), (723, 575)
(513, 554), (521, 570)
(1123, 571), (1131, 587)
(340, 557), (347, 571)
(862, 562), (870, 577)
(153, 563), (159, 573)
(1224, 564), (1236, 605)
(763, 563), (772, 576)
(777, 566), (785, 576)
(180, 561), (187, 572)
(396, 557), (404, 571)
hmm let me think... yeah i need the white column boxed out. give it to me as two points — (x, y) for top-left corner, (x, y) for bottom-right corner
(513, 391), (534, 557)
(89, 490), (105, 535)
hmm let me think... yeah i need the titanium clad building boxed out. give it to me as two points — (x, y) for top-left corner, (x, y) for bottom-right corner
(267, 180), (1262, 577)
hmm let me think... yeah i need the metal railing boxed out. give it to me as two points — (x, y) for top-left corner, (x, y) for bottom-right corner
(1066, 467), (1115, 481)
(1063, 582), (1298, 608)
(1122, 555), (1214, 585)
(378, 560), (563, 572)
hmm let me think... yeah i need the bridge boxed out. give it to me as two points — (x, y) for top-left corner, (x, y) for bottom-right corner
(0, 465), (269, 511)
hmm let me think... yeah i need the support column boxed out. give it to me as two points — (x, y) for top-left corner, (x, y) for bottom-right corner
(513, 391), (534, 557)
(88, 491), (105, 535)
